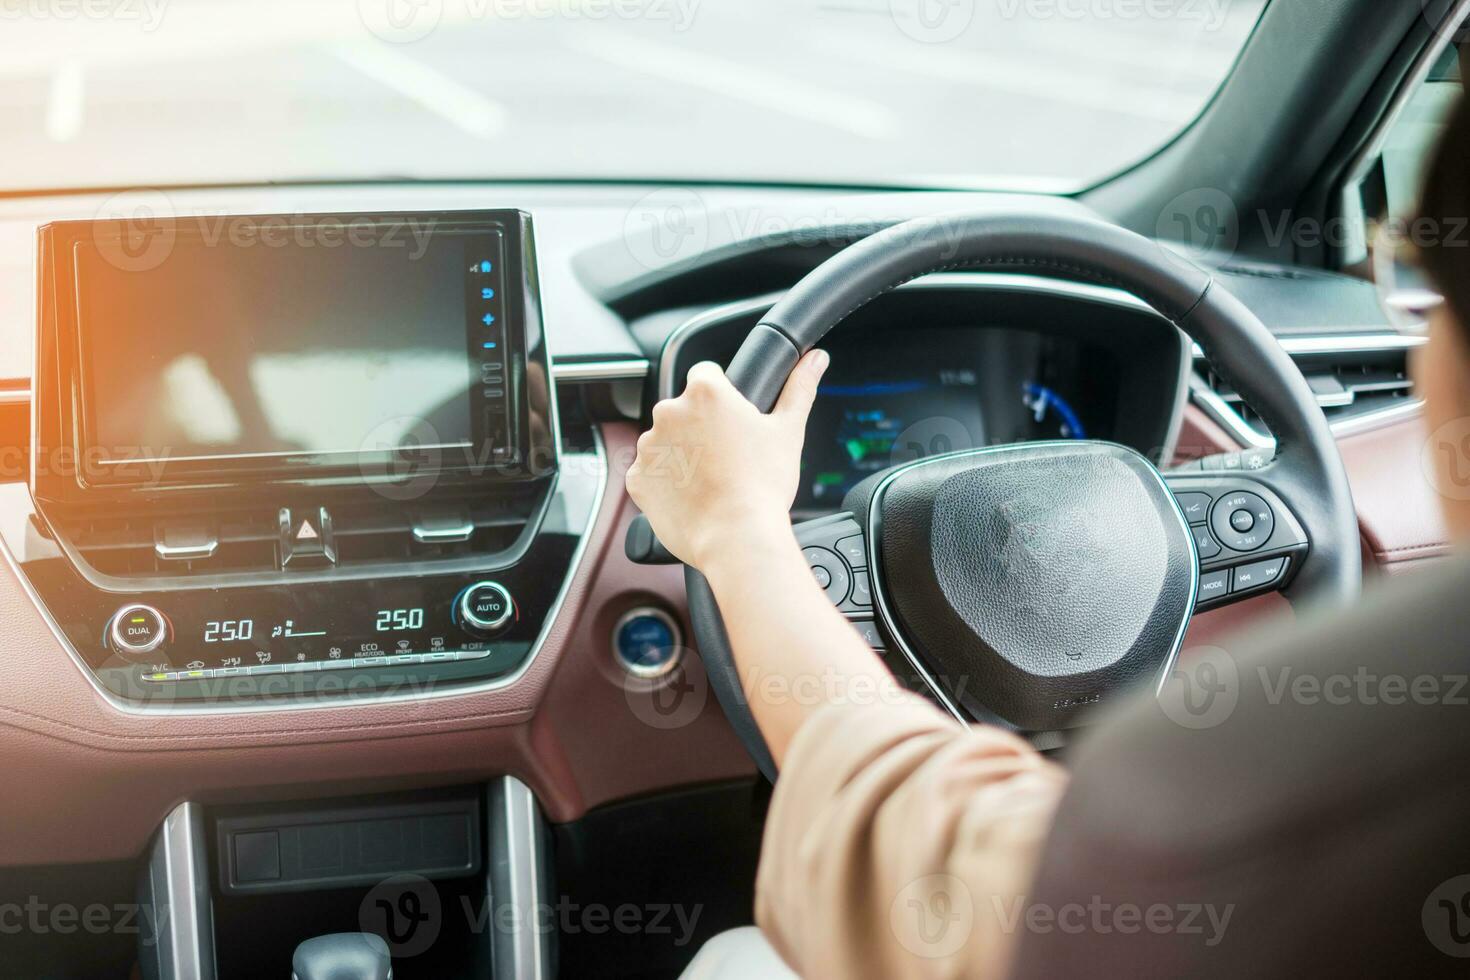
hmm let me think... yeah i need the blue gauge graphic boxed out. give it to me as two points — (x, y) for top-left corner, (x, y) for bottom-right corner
(1022, 383), (1087, 440)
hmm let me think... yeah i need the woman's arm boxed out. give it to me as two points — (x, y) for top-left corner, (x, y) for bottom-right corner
(628, 352), (1069, 979)
(625, 352), (912, 764)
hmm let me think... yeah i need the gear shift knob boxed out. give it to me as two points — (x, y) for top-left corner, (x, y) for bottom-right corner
(291, 933), (392, 980)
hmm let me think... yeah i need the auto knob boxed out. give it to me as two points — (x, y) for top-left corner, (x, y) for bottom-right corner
(457, 581), (515, 636)
(108, 603), (170, 659)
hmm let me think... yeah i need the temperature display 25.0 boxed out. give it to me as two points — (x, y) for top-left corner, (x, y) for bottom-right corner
(204, 620), (255, 643)
(376, 608), (425, 631)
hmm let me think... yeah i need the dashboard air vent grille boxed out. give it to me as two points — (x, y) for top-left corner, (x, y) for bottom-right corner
(1194, 340), (1420, 443)
(61, 496), (533, 580)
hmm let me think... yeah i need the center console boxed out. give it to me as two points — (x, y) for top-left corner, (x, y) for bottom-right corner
(19, 209), (602, 707)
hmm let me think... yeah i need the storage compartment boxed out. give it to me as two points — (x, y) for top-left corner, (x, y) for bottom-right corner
(215, 797), (480, 896)
(204, 787), (498, 980)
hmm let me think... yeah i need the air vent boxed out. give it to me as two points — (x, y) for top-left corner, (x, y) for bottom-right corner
(63, 495), (535, 580)
(1193, 336), (1424, 444)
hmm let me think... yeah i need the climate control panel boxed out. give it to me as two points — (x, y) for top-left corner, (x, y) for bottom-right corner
(15, 504), (588, 705)
(55, 567), (554, 703)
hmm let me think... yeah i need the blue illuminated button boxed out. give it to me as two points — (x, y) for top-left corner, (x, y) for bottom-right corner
(613, 609), (682, 679)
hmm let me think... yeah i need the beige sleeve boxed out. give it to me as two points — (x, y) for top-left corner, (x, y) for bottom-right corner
(754, 693), (1069, 980)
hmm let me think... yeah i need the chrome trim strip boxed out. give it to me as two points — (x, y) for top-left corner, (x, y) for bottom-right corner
(411, 523), (475, 544)
(0, 385), (28, 405)
(610, 606), (684, 680)
(151, 801), (216, 980)
(1326, 397), (1426, 437)
(863, 441), (1198, 728)
(488, 776), (548, 980)
(0, 432), (608, 716)
(1191, 333), (1428, 358)
(551, 358), (651, 382)
(1188, 375), (1277, 449)
(155, 540), (220, 562)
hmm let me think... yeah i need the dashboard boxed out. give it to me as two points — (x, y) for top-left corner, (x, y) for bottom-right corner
(0, 183), (1441, 875)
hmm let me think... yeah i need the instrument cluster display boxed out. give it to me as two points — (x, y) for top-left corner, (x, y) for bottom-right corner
(795, 326), (1116, 511)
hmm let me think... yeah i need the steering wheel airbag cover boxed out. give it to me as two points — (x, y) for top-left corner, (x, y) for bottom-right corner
(870, 442), (1195, 731)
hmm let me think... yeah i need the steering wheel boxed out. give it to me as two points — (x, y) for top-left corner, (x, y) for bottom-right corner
(644, 210), (1361, 779)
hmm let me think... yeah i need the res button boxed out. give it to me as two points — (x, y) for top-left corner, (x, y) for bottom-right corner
(1210, 491), (1275, 552)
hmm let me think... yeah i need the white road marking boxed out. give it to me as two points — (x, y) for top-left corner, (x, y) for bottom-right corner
(567, 31), (900, 141)
(330, 42), (506, 138)
(45, 60), (85, 142)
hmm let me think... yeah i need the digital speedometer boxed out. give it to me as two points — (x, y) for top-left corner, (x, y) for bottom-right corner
(1022, 383), (1088, 440)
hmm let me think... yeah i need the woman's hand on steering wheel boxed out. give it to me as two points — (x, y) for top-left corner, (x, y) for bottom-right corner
(627, 350), (829, 571)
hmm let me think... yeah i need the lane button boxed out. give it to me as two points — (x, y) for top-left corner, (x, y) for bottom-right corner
(1174, 492), (1212, 524)
(1190, 525), (1222, 560)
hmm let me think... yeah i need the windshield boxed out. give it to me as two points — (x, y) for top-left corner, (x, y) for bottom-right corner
(3, 0), (1267, 192)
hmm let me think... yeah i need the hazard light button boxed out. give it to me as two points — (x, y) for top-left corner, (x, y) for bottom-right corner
(279, 507), (337, 568)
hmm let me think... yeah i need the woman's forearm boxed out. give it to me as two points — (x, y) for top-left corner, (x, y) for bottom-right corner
(702, 517), (909, 766)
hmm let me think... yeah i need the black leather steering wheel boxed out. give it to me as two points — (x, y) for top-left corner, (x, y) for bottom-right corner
(663, 210), (1361, 779)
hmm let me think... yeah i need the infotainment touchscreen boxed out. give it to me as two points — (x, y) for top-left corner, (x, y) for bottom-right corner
(48, 210), (551, 491)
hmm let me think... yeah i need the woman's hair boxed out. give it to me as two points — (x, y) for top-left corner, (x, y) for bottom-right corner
(1417, 87), (1470, 333)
